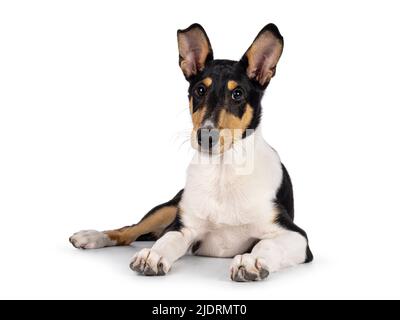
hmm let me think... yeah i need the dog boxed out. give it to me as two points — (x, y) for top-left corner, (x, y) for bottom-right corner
(69, 23), (313, 282)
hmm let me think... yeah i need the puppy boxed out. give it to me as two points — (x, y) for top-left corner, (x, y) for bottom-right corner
(70, 23), (313, 282)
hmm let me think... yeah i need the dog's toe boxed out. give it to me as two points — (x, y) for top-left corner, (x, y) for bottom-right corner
(130, 248), (170, 276)
(69, 230), (116, 249)
(230, 254), (269, 282)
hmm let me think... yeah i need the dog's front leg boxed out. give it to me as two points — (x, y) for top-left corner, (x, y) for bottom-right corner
(130, 228), (196, 276)
(230, 230), (309, 282)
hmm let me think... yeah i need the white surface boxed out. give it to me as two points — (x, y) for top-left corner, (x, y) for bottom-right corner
(1, 0), (400, 299)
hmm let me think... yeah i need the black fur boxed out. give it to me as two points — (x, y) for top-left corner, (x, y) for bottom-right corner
(191, 241), (202, 254)
(184, 23), (283, 137)
(239, 23), (284, 89)
(177, 23), (214, 82)
(276, 164), (294, 220)
(139, 189), (183, 223)
(188, 59), (263, 134)
(136, 189), (184, 241)
(163, 207), (184, 235)
(142, 24), (313, 264)
(274, 164), (314, 263)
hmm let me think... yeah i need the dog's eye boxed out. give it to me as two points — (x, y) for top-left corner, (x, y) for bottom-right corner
(195, 84), (207, 97)
(232, 87), (244, 101)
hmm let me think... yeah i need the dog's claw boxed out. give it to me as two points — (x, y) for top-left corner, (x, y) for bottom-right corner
(230, 254), (269, 282)
(130, 248), (170, 276)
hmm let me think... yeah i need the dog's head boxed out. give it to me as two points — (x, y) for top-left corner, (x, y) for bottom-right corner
(177, 23), (284, 154)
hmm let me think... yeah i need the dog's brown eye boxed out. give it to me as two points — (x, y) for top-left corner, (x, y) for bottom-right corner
(196, 84), (207, 97)
(232, 87), (244, 101)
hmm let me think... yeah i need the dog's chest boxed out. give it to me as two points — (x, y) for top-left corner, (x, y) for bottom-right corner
(182, 166), (273, 225)
(181, 143), (282, 225)
(180, 144), (283, 257)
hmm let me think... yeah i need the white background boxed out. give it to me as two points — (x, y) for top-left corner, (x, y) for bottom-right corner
(1, 0), (400, 300)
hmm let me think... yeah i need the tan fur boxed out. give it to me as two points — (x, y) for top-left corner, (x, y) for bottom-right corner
(218, 104), (254, 152)
(191, 106), (206, 130)
(203, 77), (213, 87)
(218, 103), (253, 131)
(105, 206), (177, 245)
(190, 97), (207, 150)
(190, 78), (210, 127)
(189, 97), (194, 114)
(227, 80), (238, 91)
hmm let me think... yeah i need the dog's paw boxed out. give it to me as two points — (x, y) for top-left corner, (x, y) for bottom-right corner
(129, 248), (171, 276)
(230, 254), (269, 282)
(69, 230), (116, 249)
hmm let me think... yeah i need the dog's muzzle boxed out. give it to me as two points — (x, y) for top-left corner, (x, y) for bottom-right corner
(196, 127), (219, 151)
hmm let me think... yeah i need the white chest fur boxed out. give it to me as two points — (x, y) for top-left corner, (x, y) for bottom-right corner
(180, 131), (285, 257)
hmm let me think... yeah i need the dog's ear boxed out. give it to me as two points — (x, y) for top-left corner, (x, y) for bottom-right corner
(241, 24), (284, 88)
(177, 23), (213, 79)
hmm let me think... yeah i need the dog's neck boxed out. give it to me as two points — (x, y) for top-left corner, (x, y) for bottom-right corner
(183, 127), (282, 226)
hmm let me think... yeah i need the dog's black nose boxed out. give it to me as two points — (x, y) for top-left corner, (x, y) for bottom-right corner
(197, 128), (219, 149)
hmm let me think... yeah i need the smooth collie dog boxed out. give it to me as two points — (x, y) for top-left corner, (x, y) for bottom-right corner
(70, 23), (313, 282)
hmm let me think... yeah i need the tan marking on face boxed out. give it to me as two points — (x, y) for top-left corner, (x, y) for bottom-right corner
(106, 206), (177, 245)
(189, 97), (193, 114)
(218, 104), (254, 131)
(227, 80), (238, 91)
(202, 77), (213, 87)
(190, 97), (207, 150)
(191, 106), (206, 131)
(217, 104), (254, 152)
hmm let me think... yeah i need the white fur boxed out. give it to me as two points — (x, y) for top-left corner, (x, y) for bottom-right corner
(202, 119), (214, 128)
(69, 230), (116, 249)
(130, 228), (196, 275)
(129, 247), (171, 275)
(133, 129), (308, 279)
(249, 230), (307, 272)
(180, 130), (284, 256)
(230, 253), (269, 281)
(183, 130), (282, 226)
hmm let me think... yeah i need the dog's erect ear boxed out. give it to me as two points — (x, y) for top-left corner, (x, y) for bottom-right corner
(177, 23), (213, 79)
(241, 24), (284, 88)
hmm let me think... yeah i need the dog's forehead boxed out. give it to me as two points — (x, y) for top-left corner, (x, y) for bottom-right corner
(203, 60), (239, 82)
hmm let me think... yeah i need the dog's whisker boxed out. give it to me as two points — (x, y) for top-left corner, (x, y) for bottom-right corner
(70, 23), (312, 283)
(177, 138), (192, 151)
